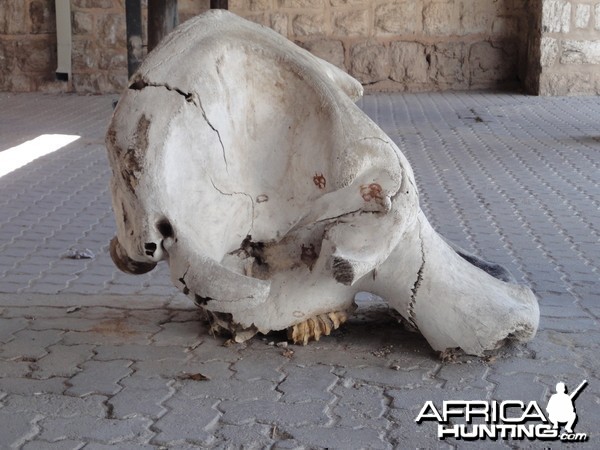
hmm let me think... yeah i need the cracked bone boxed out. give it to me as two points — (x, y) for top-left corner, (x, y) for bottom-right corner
(106, 10), (539, 356)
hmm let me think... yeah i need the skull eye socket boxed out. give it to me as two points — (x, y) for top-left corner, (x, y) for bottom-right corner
(157, 219), (174, 239)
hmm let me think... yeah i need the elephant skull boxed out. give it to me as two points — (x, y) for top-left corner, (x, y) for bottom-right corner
(106, 10), (539, 356)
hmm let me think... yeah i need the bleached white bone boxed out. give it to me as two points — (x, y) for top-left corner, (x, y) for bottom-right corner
(106, 10), (539, 356)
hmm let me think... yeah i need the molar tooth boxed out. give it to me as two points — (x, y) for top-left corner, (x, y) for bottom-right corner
(317, 315), (332, 335)
(328, 312), (341, 329)
(309, 318), (321, 341)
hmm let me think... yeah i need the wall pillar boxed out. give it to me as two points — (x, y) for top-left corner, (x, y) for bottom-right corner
(537, 0), (600, 95)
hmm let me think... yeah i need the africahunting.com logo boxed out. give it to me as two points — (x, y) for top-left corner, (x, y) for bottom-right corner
(415, 380), (588, 442)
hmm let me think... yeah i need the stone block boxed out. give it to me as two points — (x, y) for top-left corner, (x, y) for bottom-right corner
(278, 365), (337, 402)
(108, 384), (173, 419)
(460, 0), (498, 34)
(240, 12), (269, 28)
(72, 39), (98, 70)
(330, 0), (365, 6)
(374, 2), (423, 35)
(101, 78), (127, 101)
(469, 40), (516, 83)
(1, 1), (27, 34)
(3, 393), (106, 418)
(214, 424), (274, 449)
(33, 344), (94, 379)
(332, 383), (388, 429)
(596, 4), (600, 31)
(150, 320), (204, 347)
(65, 360), (132, 396)
(230, 0), (271, 11)
(292, 13), (324, 36)
(0, 412), (40, 449)
(561, 39), (600, 64)
(424, 2), (460, 35)
(0, 377), (67, 396)
(231, 351), (285, 382)
(302, 38), (345, 68)
(94, 343), (186, 361)
(98, 49), (127, 71)
(270, 13), (289, 35)
(349, 40), (390, 83)
(73, 69), (124, 95)
(72, 0), (114, 8)
(574, 3), (591, 28)
(390, 41), (429, 83)
(332, 9), (369, 36)
(0, 46), (8, 89)
(430, 42), (467, 85)
(541, 36), (559, 67)
(38, 416), (153, 444)
(290, 427), (388, 449)
(542, 0), (571, 33)
(96, 13), (126, 47)
(2, 71), (35, 92)
(278, 0), (323, 8)
(152, 395), (220, 446)
(22, 439), (85, 450)
(219, 399), (328, 426)
(0, 329), (63, 360)
(0, 360), (31, 378)
(178, 0), (210, 22)
(0, 317), (28, 343)
(29, 0), (56, 34)
(179, 377), (280, 402)
(73, 11), (94, 35)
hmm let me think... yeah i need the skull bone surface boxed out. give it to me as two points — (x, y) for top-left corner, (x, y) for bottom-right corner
(106, 10), (539, 355)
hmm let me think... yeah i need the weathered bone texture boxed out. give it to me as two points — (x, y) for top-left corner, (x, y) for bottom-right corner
(106, 10), (539, 356)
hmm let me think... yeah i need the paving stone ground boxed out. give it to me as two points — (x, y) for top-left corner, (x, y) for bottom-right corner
(0, 91), (598, 449)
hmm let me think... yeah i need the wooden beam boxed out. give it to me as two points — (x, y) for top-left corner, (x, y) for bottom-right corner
(148, 0), (179, 52)
(210, 0), (228, 9)
(125, 0), (143, 77)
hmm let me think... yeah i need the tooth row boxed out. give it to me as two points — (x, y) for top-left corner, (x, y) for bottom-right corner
(287, 310), (349, 345)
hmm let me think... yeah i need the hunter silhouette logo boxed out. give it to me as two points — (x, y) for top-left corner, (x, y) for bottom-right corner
(415, 379), (589, 442)
(546, 380), (587, 434)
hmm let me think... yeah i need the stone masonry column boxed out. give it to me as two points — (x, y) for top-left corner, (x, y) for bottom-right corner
(537, 0), (600, 95)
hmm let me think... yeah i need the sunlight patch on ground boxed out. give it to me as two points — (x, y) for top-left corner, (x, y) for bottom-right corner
(0, 134), (81, 178)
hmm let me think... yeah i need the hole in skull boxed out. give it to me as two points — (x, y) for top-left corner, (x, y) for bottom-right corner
(236, 235), (271, 279)
(144, 242), (157, 256)
(157, 219), (174, 239)
(129, 78), (147, 90)
(194, 294), (212, 306)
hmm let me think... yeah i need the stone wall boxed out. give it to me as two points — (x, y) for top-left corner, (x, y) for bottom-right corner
(538, 0), (600, 94)
(71, 0), (128, 93)
(0, 0), (598, 95)
(0, 0), (57, 91)
(70, 0), (211, 93)
(230, 0), (530, 92)
(0, 0), (210, 94)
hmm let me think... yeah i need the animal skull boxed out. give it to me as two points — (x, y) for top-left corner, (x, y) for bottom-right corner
(106, 10), (539, 356)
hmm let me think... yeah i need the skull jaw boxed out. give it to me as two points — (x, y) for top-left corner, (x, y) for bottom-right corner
(169, 238), (360, 337)
(170, 211), (539, 356)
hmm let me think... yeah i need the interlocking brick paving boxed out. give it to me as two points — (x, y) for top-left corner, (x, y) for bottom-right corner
(0, 91), (598, 448)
